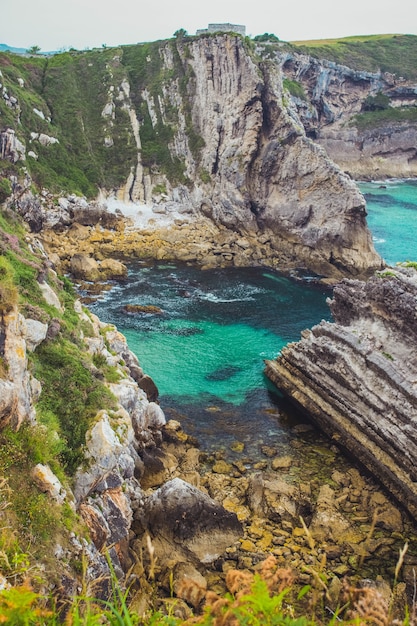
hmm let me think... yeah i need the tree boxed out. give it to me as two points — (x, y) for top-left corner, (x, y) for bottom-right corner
(253, 33), (279, 42)
(174, 28), (188, 39)
(27, 45), (41, 55)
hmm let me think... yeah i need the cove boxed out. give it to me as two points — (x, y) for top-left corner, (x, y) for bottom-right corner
(89, 180), (416, 456)
(89, 265), (331, 455)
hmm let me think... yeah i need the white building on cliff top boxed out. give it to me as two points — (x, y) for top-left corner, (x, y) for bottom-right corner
(196, 23), (246, 36)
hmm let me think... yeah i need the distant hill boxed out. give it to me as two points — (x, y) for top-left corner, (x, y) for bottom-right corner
(0, 43), (27, 54)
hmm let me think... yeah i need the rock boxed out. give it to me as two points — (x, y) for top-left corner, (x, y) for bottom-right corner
(265, 267), (417, 520)
(73, 410), (136, 502)
(123, 304), (163, 314)
(212, 460), (233, 474)
(142, 478), (243, 564)
(308, 485), (352, 543)
(99, 258), (128, 280)
(39, 280), (63, 310)
(271, 456), (293, 471)
(70, 254), (100, 281)
(24, 318), (48, 351)
(32, 463), (66, 503)
(137, 374), (159, 402)
(173, 562), (207, 608)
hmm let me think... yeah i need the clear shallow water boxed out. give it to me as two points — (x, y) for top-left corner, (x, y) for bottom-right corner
(358, 179), (417, 265)
(89, 265), (331, 453)
(89, 180), (416, 454)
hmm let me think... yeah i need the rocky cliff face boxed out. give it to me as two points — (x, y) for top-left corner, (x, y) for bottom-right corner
(265, 265), (417, 519)
(0, 225), (242, 600)
(0, 36), (382, 280)
(275, 49), (417, 179)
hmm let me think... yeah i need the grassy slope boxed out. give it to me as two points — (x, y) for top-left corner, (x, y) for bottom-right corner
(289, 34), (417, 79)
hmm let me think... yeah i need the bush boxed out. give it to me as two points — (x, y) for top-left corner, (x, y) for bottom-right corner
(34, 339), (117, 473)
(0, 177), (12, 203)
(362, 91), (391, 111)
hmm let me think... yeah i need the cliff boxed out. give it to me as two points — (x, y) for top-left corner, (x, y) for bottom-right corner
(0, 208), (242, 602)
(272, 35), (417, 179)
(0, 34), (383, 279)
(265, 264), (417, 519)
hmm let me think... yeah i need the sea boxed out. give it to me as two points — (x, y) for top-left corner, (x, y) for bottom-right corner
(89, 179), (417, 458)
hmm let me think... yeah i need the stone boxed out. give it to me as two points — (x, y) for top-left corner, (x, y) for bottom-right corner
(142, 478), (243, 564)
(137, 374), (159, 402)
(24, 318), (48, 351)
(212, 460), (233, 474)
(32, 463), (66, 503)
(70, 254), (100, 281)
(99, 258), (128, 280)
(271, 456), (293, 471)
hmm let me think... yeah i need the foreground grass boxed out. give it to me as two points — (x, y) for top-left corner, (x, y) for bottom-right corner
(0, 552), (414, 625)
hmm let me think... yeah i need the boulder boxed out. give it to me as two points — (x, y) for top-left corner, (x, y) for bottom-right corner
(32, 463), (66, 503)
(70, 254), (100, 281)
(99, 258), (128, 280)
(142, 478), (243, 564)
(24, 318), (48, 351)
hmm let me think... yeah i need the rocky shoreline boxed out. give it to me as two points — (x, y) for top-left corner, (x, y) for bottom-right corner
(1, 204), (417, 615)
(265, 266), (417, 521)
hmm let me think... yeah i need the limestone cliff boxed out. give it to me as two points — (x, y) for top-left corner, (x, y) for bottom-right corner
(275, 47), (417, 179)
(265, 265), (417, 519)
(0, 35), (382, 279)
(0, 217), (241, 599)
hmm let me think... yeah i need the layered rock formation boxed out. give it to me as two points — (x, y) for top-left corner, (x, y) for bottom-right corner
(265, 265), (417, 519)
(276, 50), (417, 179)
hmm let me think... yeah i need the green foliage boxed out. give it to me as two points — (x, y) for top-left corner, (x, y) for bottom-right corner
(254, 33), (280, 42)
(283, 78), (307, 100)
(351, 105), (417, 130)
(0, 583), (54, 624)
(0, 177), (12, 203)
(153, 183), (167, 195)
(0, 425), (64, 543)
(291, 34), (417, 80)
(402, 260), (417, 269)
(362, 91), (391, 111)
(199, 169), (211, 184)
(174, 29), (188, 39)
(27, 45), (41, 55)
(33, 339), (117, 473)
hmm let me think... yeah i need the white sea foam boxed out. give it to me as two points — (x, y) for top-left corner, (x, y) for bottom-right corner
(105, 198), (192, 229)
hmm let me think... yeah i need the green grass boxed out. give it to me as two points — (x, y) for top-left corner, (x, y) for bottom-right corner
(33, 338), (118, 473)
(351, 105), (417, 130)
(290, 34), (417, 79)
(283, 78), (307, 100)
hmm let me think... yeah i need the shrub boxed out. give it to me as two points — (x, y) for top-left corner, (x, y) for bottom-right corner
(283, 78), (307, 100)
(34, 339), (117, 473)
(0, 177), (12, 203)
(362, 91), (391, 111)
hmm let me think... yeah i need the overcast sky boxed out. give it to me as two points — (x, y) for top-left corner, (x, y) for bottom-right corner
(2, 0), (417, 52)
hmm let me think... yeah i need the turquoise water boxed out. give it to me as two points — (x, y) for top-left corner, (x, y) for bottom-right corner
(358, 179), (417, 265)
(89, 180), (416, 452)
(89, 265), (331, 451)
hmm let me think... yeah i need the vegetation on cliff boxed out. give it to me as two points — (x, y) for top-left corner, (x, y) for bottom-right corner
(0, 206), (122, 584)
(290, 34), (417, 80)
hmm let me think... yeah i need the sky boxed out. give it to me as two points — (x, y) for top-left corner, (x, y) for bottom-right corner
(2, 0), (417, 52)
